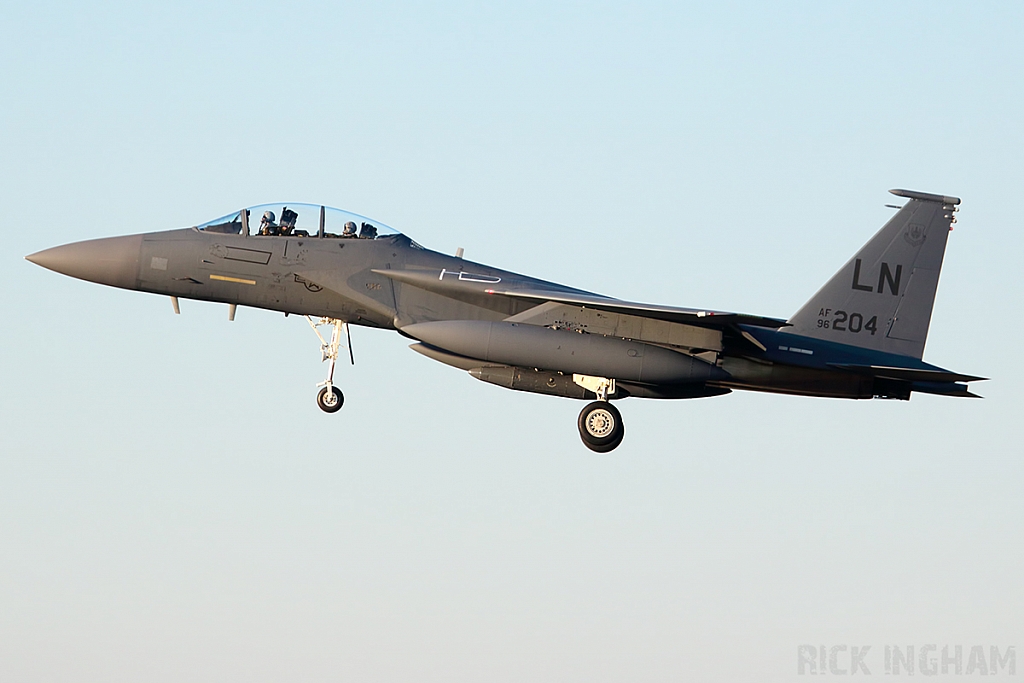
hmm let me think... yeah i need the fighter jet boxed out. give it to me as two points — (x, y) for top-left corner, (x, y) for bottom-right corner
(26, 189), (983, 451)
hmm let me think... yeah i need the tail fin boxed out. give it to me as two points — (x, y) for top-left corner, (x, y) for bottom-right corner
(787, 189), (960, 359)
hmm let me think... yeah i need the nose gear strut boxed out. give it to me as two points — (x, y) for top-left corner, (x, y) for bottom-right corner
(306, 317), (353, 413)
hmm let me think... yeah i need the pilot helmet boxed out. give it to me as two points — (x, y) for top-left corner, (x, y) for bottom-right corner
(262, 210), (276, 223)
(343, 221), (357, 235)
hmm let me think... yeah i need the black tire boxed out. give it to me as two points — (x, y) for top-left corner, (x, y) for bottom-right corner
(577, 401), (625, 452)
(317, 386), (344, 413)
(584, 433), (624, 453)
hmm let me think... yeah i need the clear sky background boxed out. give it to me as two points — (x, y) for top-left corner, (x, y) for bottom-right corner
(1, 2), (1021, 681)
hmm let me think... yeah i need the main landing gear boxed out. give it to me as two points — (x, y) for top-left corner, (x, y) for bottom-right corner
(578, 401), (624, 452)
(307, 317), (353, 413)
(572, 375), (625, 452)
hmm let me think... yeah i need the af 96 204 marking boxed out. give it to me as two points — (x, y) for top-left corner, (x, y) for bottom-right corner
(816, 308), (878, 335)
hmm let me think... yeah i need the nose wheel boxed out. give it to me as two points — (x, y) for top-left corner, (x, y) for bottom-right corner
(317, 386), (344, 413)
(578, 401), (625, 452)
(307, 317), (353, 414)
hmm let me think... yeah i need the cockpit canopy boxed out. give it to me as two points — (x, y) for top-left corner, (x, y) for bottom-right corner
(197, 203), (402, 239)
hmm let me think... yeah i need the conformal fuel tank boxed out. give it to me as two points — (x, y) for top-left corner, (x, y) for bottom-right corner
(402, 320), (727, 384)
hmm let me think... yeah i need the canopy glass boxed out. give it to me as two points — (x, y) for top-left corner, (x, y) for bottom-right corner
(197, 203), (402, 239)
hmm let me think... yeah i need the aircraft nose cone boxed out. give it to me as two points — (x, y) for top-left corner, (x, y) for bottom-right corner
(26, 234), (143, 290)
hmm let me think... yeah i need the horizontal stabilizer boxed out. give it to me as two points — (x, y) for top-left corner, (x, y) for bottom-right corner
(909, 382), (982, 398)
(491, 289), (790, 329)
(828, 363), (986, 384)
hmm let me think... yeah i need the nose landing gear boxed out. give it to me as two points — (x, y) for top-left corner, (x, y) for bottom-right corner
(307, 317), (353, 413)
(317, 386), (344, 413)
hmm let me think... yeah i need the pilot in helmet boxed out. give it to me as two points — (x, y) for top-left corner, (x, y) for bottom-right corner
(260, 210), (278, 235)
(342, 221), (357, 237)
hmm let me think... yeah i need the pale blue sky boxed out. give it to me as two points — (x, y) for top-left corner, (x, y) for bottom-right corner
(1, 2), (1022, 681)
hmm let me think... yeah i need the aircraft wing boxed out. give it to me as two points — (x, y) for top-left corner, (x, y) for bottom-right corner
(366, 267), (789, 329)
(490, 288), (790, 329)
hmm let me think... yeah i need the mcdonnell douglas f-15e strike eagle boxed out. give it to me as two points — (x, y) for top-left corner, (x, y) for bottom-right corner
(27, 189), (983, 452)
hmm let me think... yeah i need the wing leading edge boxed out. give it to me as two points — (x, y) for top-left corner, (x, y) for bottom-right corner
(489, 288), (790, 329)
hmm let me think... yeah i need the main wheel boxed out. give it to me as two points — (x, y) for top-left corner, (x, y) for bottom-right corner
(317, 386), (344, 413)
(577, 401), (624, 452)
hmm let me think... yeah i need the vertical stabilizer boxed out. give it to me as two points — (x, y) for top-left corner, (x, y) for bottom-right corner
(787, 189), (960, 359)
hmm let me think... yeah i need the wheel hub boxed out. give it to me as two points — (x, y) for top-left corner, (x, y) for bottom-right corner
(585, 409), (615, 437)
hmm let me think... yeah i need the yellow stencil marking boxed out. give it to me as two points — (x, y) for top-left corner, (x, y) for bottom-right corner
(210, 274), (256, 285)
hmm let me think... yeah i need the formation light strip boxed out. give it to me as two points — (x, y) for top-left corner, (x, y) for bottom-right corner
(209, 274), (256, 285)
